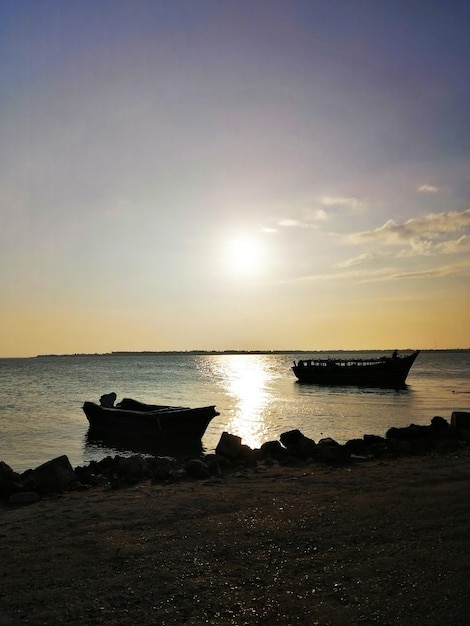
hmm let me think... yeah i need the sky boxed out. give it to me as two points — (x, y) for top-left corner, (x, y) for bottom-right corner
(1, 0), (469, 357)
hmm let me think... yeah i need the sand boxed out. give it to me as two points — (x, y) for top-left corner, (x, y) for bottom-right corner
(1, 450), (470, 625)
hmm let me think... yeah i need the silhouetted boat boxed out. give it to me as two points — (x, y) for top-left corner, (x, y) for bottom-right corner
(83, 394), (219, 442)
(292, 350), (420, 388)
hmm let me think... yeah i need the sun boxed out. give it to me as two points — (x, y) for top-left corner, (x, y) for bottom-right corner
(226, 237), (265, 276)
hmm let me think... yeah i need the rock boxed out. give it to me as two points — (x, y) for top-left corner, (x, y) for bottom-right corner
(318, 437), (340, 447)
(259, 440), (288, 461)
(203, 454), (222, 476)
(280, 430), (317, 460)
(24, 455), (77, 494)
(95, 455), (117, 473)
(0, 461), (22, 499)
(317, 444), (350, 464)
(363, 434), (386, 446)
(213, 454), (233, 471)
(216, 432), (243, 461)
(150, 463), (173, 482)
(116, 455), (149, 480)
(451, 412), (470, 429)
(345, 438), (369, 456)
(169, 468), (187, 481)
(316, 438), (350, 463)
(362, 434), (388, 458)
(185, 459), (211, 479)
(238, 445), (258, 467)
(280, 429), (305, 447)
(386, 424), (435, 457)
(73, 464), (96, 485)
(295, 436), (317, 459)
(386, 425), (431, 441)
(431, 415), (450, 431)
(384, 419), (468, 456)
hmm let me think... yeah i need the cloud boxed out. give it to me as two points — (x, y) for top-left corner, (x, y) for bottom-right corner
(273, 197), (360, 232)
(322, 261), (468, 283)
(291, 266), (393, 283)
(435, 234), (470, 254)
(318, 196), (364, 211)
(274, 207), (330, 231)
(390, 262), (470, 280)
(336, 252), (379, 268)
(278, 218), (301, 227)
(418, 185), (439, 193)
(348, 208), (470, 255)
(313, 209), (328, 221)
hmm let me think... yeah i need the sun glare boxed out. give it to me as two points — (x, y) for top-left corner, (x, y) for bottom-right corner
(226, 237), (264, 275)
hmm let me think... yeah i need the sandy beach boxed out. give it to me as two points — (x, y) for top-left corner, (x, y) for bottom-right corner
(1, 449), (469, 625)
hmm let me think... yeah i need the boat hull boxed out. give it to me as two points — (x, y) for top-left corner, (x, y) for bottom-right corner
(292, 351), (420, 388)
(82, 401), (219, 442)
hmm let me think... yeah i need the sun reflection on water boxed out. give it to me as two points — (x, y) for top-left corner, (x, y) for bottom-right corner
(205, 354), (274, 448)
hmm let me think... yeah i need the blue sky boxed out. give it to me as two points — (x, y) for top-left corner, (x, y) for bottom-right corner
(1, 1), (469, 356)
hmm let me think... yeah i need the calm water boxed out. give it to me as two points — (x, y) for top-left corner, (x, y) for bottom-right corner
(0, 351), (468, 473)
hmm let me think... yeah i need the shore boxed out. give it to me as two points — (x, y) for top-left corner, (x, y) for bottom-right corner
(1, 449), (470, 625)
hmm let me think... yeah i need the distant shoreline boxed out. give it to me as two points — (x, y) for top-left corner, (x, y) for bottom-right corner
(33, 348), (470, 358)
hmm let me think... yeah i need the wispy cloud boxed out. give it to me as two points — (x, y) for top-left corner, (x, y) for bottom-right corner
(292, 258), (470, 285)
(275, 202), (348, 231)
(313, 209), (328, 221)
(418, 184), (439, 193)
(435, 234), (470, 254)
(276, 210), (325, 229)
(336, 252), (380, 268)
(390, 256), (470, 280)
(348, 208), (470, 255)
(318, 196), (364, 211)
(278, 218), (302, 227)
(290, 266), (393, 283)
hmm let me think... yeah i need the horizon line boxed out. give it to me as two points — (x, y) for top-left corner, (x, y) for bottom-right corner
(22, 347), (470, 358)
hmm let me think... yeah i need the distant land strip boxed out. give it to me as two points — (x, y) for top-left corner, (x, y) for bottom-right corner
(34, 348), (469, 358)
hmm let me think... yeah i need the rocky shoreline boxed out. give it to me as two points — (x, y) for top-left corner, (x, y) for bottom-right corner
(1, 411), (470, 625)
(2, 411), (469, 504)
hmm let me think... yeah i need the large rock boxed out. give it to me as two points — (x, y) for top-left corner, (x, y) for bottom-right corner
(24, 455), (77, 494)
(238, 444), (258, 467)
(280, 430), (317, 460)
(216, 432), (243, 461)
(203, 454), (222, 476)
(0, 461), (22, 499)
(363, 434), (386, 446)
(280, 429), (305, 447)
(345, 438), (369, 456)
(346, 435), (388, 458)
(185, 459), (211, 479)
(386, 424), (431, 441)
(316, 438), (350, 463)
(259, 440), (288, 461)
(431, 415), (450, 431)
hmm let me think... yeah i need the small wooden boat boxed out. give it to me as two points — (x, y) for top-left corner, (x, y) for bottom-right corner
(292, 350), (420, 388)
(83, 394), (219, 441)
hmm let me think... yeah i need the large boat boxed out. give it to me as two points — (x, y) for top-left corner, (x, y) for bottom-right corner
(292, 350), (420, 388)
(83, 394), (219, 442)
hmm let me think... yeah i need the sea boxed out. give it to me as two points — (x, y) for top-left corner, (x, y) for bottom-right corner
(0, 350), (469, 473)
